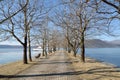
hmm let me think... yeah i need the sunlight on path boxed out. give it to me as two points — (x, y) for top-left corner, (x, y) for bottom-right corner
(7, 51), (80, 80)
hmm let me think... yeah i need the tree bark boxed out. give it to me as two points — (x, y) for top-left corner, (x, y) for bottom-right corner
(68, 44), (71, 53)
(45, 48), (47, 58)
(48, 42), (50, 54)
(73, 51), (76, 57)
(28, 30), (32, 62)
(53, 46), (56, 52)
(42, 39), (45, 56)
(23, 35), (28, 64)
(23, 3), (28, 64)
(80, 33), (85, 62)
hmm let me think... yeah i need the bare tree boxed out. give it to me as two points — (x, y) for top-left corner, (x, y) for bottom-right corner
(0, 0), (46, 64)
(71, 1), (99, 62)
(65, 27), (80, 57)
(86, 0), (120, 36)
(99, 0), (120, 14)
(51, 29), (62, 52)
(0, 0), (29, 64)
(50, 0), (104, 62)
(86, 0), (120, 18)
(28, 27), (32, 61)
(41, 25), (48, 57)
(0, 0), (29, 24)
(49, 2), (81, 57)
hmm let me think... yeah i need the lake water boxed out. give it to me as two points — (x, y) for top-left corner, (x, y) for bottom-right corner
(84, 48), (120, 67)
(0, 48), (120, 67)
(0, 48), (41, 64)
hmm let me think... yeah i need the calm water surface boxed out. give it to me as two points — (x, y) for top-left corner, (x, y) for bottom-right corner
(85, 48), (120, 67)
(0, 48), (120, 67)
(0, 48), (40, 64)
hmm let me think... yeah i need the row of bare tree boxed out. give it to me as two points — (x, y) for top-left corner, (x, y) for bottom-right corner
(50, 0), (120, 62)
(0, 0), (51, 64)
(0, 0), (62, 64)
(0, 0), (119, 64)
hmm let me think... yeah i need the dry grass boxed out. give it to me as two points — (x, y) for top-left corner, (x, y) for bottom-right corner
(0, 61), (36, 75)
(67, 52), (120, 80)
(1, 51), (120, 80)
(0, 52), (56, 76)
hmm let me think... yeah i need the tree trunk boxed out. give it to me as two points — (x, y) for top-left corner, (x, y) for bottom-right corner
(45, 48), (47, 58)
(42, 47), (45, 56)
(68, 48), (71, 53)
(73, 49), (76, 57)
(50, 48), (52, 53)
(53, 46), (56, 52)
(68, 44), (71, 53)
(28, 44), (32, 62)
(65, 47), (67, 51)
(28, 30), (32, 62)
(42, 39), (45, 56)
(80, 35), (85, 62)
(45, 40), (47, 58)
(23, 35), (28, 64)
(23, 2), (28, 64)
(48, 43), (50, 54)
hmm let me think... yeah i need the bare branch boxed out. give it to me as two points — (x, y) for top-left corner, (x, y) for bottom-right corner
(0, 0), (29, 24)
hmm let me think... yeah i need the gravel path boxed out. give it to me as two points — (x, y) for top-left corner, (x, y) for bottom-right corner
(7, 51), (80, 80)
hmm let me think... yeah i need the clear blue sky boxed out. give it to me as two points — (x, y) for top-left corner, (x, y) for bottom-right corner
(0, 40), (21, 45)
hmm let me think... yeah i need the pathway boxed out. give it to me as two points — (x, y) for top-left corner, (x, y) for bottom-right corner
(7, 51), (81, 80)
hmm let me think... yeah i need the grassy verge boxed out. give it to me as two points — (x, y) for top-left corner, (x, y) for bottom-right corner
(0, 61), (36, 75)
(67, 52), (120, 80)
(0, 52), (55, 76)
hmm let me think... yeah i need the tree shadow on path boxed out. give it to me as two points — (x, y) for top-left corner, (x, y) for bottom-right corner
(0, 67), (120, 79)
